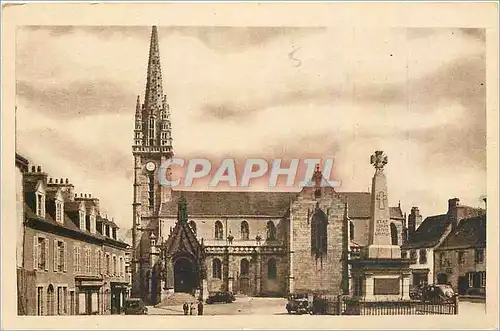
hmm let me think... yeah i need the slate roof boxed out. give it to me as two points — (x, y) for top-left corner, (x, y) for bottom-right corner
(25, 203), (127, 246)
(160, 190), (298, 217)
(401, 214), (451, 249)
(436, 214), (486, 250)
(159, 190), (402, 220)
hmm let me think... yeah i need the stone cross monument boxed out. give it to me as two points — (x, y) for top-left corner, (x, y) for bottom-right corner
(349, 151), (410, 301)
(363, 151), (401, 259)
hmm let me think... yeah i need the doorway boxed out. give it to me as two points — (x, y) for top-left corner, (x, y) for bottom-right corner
(174, 257), (197, 293)
(437, 273), (448, 284)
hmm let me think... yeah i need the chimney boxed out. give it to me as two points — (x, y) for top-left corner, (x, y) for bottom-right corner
(408, 207), (422, 240)
(448, 198), (460, 229)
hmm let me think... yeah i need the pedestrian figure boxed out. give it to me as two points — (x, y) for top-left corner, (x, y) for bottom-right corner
(197, 301), (204, 315)
(182, 302), (189, 315)
(189, 302), (195, 315)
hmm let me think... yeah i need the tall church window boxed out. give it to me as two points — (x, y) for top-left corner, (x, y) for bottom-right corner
(311, 209), (328, 259)
(267, 259), (277, 279)
(148, 117), (155, 146)
(240, 221), (249, 240)
(148, 174), (154, 211)
(390, 223), (398, 246)
(349, 221), (355, 241)
(214, 221), (224, 240)
(189, 221), (197, 236)
(212, 258), (222, 279)
(240, 259), (249, 276)
(266, 221), (276, 241)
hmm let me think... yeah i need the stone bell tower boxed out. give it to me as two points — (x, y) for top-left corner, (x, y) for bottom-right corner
(131, 26), (174, 300)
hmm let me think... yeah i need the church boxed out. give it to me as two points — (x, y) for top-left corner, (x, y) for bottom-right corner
(131, 26), (406, 304)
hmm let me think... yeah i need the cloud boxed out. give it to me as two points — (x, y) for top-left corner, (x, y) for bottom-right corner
(16, 26), (487, 231)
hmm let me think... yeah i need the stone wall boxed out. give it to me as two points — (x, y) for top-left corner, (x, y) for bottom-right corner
(290, 188), (345, 294)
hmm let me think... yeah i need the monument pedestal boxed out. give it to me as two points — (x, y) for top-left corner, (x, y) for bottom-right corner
(350, 257), (411, 301)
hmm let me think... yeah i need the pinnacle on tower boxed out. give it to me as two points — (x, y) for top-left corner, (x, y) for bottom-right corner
(144, 26), (164, 114)
(136, 95), (141, 114)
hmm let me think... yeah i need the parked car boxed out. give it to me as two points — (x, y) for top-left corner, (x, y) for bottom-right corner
(286, 293), (312, 315)
(124, 298), (148, 315)
(410, 284), (426, 301)
(205, 291), (235, 304)
(421, 284), (456, 303)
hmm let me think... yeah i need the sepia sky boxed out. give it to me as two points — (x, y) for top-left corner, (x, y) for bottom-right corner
(16, 26), (487, 236)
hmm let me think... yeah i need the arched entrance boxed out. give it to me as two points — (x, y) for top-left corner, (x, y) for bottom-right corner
(174, 257), (198, 293)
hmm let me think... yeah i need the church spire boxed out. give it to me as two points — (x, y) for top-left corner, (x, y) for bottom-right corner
(144, 26), (163, 114)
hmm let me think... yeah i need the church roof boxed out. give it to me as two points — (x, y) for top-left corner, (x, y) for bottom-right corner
(436, 214), (486, 250)
(159, 190), (403, 220)
(401, 214), (451, 249)
(160, 190), (297, 217)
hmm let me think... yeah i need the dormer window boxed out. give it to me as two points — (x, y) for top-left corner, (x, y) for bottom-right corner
(106, 225), (110, 237)
(79, 211), (86, 230)
(36, 193), (45, 218)
(55, 201), (63, 223)
(112, 228), (117, 240)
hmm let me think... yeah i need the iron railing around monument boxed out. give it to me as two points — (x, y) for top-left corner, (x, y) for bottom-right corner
(312, 296), (458, 316)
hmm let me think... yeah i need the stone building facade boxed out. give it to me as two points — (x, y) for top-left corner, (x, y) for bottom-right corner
(401, 198), (485, 288)
(131, 26), (408, 304)
(434, 212), (486, 295)
(16, 157), (130, 315)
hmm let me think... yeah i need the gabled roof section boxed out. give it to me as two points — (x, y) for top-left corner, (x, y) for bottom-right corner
(401, 214), (451, 249)
(164, 216), (203, 259)
(436, 214), (486, 250)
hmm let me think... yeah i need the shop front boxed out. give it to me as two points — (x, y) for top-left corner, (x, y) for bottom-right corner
(75, 277), (103, 315)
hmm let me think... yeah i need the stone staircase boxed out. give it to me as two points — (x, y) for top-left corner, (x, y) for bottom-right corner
(156, 292), (197, 307)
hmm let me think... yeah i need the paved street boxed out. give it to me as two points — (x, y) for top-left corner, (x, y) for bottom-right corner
(146, 295), (485, 316)
(147, 295), (287, 316)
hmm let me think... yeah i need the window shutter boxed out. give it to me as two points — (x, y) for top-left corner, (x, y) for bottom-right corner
(33, 236), (38, 270)
(44, 239), (49, 271)
(54, 240), (58, 271)
(63, 242), (67, 272)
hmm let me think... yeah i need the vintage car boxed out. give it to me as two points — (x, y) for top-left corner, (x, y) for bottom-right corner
(286, 293), (312, 315)
(420, 284), (456, 303)
(124, 298), (148, 315)
(205, 291), (236, 304)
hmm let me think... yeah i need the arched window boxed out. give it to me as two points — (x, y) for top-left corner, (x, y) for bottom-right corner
(390, 223), (398, 246)
(267, 259), (277, 279)
(189, 221), (197, 236)
(46, 285), (55, 316)
(214, 221), (224, 240)
(212, 258), (222, 279)
(266, 221), (276, 241)
(240, 221), (249, 240)
(349, 221), (355, 241)
(311, 209), (328, 259)
(240, 259), (249, 276)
